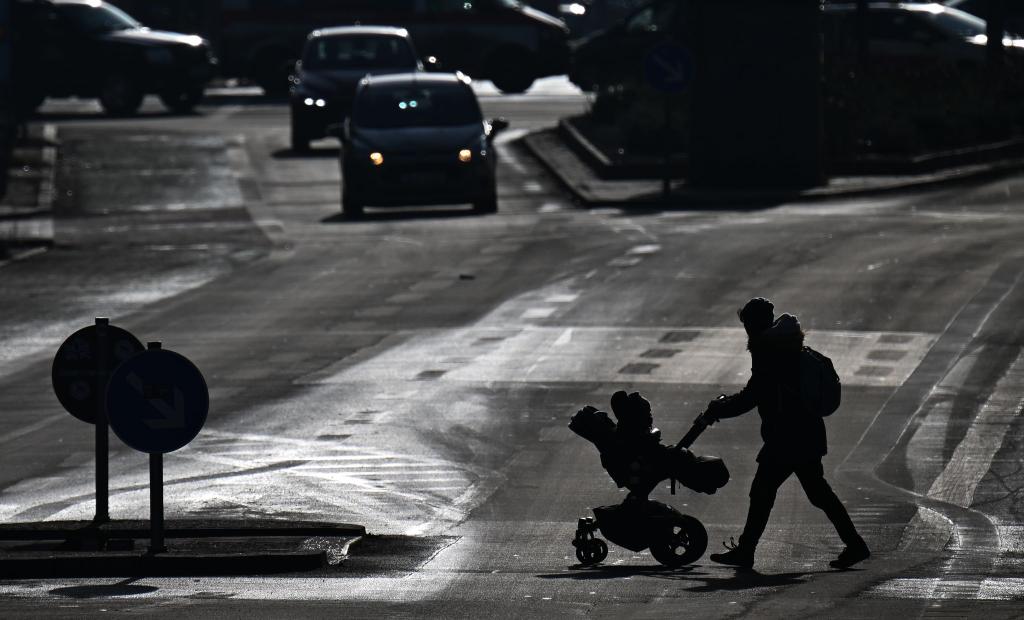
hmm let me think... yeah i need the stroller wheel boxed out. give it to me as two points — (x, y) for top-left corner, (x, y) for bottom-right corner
(575, 538), (608, 565)
(650, 514), (708, 568)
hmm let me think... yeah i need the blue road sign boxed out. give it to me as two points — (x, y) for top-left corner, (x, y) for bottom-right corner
(644, 43), (693, 94)
(106, 346), (209, 454)
(52, 323), (145, 424)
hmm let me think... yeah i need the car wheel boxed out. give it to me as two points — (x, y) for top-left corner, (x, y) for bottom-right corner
(159, 87), (204, 114)
(15, 88), (46, 116)
(291, 117), (311, 153)
(342, 195), (364, 219)
(487, 48), (535, 94)
(473, 193), (498, 214)
(98, 74), (143, 116)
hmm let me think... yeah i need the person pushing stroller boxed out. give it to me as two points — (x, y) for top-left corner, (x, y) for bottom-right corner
(700, 297), (870, 570)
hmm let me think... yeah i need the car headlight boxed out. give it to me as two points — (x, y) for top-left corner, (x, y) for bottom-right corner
(369, 152), (384, 166)
(302, 98), (326, 107)
(458, 149), (473, 163)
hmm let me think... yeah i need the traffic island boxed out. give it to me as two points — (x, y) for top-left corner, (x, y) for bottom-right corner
(0, 519), (365, 579)
(522, 122), (1024, 208)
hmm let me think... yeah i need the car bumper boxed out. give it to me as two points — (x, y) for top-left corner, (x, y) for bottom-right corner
(345, 158), (495, 206)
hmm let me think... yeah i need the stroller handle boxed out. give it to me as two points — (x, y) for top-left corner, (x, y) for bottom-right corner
(675, 417), (709, 450)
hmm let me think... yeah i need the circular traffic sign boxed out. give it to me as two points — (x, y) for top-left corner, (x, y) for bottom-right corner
(106, 347), (209, 454)
(52, 323), (145, 424)
(644, 42), (694, 94)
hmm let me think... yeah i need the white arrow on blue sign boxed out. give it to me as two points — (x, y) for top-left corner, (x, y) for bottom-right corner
(106, 346), (208, 454)
(644, 42), (694, 94)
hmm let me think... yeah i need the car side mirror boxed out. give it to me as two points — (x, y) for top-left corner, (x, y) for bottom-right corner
(423, 55), (443, 72)
(489, 117), (510, 136)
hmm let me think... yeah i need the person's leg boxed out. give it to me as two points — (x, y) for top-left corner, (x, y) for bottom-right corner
(738, 461), (793, 550)
(711, 461), (791, 567)
(794, 461), (870, 567)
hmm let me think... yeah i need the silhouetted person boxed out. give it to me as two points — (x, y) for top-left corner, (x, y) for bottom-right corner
(702, 297), (869, 570)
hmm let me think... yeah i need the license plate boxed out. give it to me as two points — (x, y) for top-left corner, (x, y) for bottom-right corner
(401, 172), (445, 186)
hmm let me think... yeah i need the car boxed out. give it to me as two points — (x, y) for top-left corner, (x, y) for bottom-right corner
(289, 26), (423, 152)
(12, 0), (217, 116)
(823, 2), (1024, 64)
(945, 0), (1024, 37)
(337, 72), (509, 218)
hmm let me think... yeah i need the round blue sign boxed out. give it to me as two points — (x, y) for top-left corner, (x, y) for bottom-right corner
(644, 43), (693, 94)
(52, 323), (145, 424)
(106, 348), (209, 454)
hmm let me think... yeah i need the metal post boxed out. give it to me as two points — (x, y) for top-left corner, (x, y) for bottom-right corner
(94, 318), (110, 524)
(149, 452), (165, 554)
(662, 95), (672, 201)
(147, 341), (165, 554)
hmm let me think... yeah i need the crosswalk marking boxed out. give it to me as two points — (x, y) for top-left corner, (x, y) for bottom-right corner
(306, 326), (934, 388)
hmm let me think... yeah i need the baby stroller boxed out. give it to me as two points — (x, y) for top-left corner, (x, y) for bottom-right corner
(569, 392), (730, 568)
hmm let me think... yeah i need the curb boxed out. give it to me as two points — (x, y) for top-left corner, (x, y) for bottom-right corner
(0, 550), (327, 579)
(0, 520), (366, 541)
(521, 127), (1024, 208)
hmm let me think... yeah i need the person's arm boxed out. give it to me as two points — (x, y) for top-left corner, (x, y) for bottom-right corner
(703, 375), (757, 423)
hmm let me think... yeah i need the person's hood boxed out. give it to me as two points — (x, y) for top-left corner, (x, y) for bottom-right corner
(352, 124), (485, 152)
(101, 28), (205, 48)
(751, 313), (804, 353)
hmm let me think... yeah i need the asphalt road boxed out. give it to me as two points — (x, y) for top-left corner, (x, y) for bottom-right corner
(1, 77), (1023, 618)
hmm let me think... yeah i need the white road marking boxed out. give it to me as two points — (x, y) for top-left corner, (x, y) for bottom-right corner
(544, 293), (579, 304)
(309, 325), (934, 388)
(628, 244), (662, 255)
(521, 308), (557, 319)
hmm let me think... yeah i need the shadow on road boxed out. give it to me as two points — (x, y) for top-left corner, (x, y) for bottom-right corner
(538, 565), (833, 591)
(272, 147), (340, 160)
(321, 208), (482, 224)
(50, 578), (158, 599)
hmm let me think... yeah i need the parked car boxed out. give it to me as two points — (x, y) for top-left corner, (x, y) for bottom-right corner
(337, 72), (508, 218)
(210, 0), (568, 95)
(945, 0), (1024, 37)
(824, 2), (1024, 64)
(290, 26), (423, 152)
(12, 0), (216, 116)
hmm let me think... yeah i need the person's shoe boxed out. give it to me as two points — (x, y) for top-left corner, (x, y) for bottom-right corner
(709, 538), (754, 569)
(830, 541), (870, 569)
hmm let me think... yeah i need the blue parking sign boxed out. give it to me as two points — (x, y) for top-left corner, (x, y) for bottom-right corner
(644, 43), (693, 94)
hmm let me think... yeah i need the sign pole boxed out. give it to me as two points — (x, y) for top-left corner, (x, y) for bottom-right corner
(94, 317), (110, 524)
(663, 95), (672, 202)
(145, 341), (166, 554)
(149, 451), (165, 554)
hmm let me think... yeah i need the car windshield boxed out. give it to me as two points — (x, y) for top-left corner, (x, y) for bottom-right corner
(353, 83), (483, 128)
(303, 35), (417, 71)
(59, 2), (141, 33)
(924, 8), (987, 38)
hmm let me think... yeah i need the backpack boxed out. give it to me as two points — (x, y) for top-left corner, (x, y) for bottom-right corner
(799, 346), (841, 417)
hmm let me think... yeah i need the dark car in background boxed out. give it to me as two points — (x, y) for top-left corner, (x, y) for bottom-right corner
(12, 0), (217, 116)
(290, 26), (422, 152)
(338, 72), (508, 218)
(212, 0), (569, 95)
(824, 2), (1024, 64)
(945, 0), (1024, 36)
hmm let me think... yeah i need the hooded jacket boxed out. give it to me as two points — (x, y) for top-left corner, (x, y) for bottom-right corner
(713, 313), (828, 463)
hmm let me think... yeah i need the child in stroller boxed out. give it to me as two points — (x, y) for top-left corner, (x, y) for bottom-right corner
(569, 391), (729, 567)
